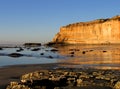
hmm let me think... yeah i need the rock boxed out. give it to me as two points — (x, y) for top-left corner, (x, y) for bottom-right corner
(76, 79), (83, 86)
(48, 56), (53, 59)
(70, 55), (74, 57)
(103, 51), (107, 52)
(69, 49), (79, 51)
(31, 48), (40, 51)
(67, 77), (76, 86)
(114, 81), (120, 89)
(24, 43), (41, 47)
(40, 53), (44, 55)
(51, 49), (58, 52)
(7, 69), (120, 89)
(6, 84), (30, 89)
(6, 81), (30, 89)
(89, 50), (93, 52)
(45, 42), (57, 46)
(0, 47), (3, 50)
(16, 47), (24, 52)
(8, 53), (23, 57)
(70, 52), (74, 54)
(82, 51), (86, 54)
(52, 15), (120, 44)
(10, 82), (18, 86)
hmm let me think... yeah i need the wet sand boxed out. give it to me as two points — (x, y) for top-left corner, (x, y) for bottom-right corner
(0, 63), (59, 89)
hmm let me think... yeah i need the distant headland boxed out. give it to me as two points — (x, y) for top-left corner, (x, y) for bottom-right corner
(52, 15), (120, 44)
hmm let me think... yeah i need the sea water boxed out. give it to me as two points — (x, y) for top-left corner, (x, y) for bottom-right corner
(0, 46), (61, 67)
(0, 45), (120, 69)
(57, 45), (120, 69)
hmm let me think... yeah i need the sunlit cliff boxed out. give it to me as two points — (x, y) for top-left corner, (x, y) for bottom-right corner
(53, 15), (120, 44)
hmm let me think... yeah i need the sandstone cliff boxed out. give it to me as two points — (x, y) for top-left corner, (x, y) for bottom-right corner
(53, 15), (120, 44)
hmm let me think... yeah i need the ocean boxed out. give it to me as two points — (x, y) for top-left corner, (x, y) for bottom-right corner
(0, 44), (120, 69)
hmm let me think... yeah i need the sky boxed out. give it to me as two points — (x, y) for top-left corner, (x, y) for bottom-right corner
(0, 0), (120, 44)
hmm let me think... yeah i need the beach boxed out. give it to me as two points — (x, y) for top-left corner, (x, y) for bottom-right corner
(0, 45), (120, 89)
(1, 63), (120, 89)
(0, 0), (120, 89)
(0, 63), (59, 89)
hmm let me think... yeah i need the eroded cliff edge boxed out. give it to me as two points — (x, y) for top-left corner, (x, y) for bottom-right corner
(52, 15), (120, 44)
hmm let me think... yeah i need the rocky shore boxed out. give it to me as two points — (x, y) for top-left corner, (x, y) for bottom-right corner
(6, 67), (120, 89)
(0, 44), (120, 89)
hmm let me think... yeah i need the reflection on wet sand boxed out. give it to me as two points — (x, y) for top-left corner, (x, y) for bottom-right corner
(56, 45), (120, 69)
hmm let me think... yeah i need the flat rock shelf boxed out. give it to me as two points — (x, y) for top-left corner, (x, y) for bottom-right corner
(6, 68), (120, 89)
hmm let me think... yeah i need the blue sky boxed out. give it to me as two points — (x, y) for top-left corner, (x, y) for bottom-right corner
(0, 0), (119, 44)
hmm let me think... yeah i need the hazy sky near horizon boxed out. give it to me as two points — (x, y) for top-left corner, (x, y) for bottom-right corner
(0, 0), (120, 44)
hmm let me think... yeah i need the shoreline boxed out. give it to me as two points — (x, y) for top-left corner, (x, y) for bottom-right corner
(0, 63), (60, 89)
(1, 63), (120, 89)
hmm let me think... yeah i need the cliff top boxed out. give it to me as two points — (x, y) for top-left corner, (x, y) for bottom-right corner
(63, 15), (120, 28)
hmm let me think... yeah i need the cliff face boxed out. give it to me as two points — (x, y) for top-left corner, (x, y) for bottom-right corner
(53, 15), (120, 44)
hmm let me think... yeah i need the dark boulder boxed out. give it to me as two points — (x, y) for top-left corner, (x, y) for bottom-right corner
(0, 47), (3, 50)
(40, 53), (44, 55)
(24, 43), (41, 47)
(82, 51), (86, 54)
(103, 51), (107, 52)
(8, 53), (23, 58)
(51, 49), (58, 52)
(16, 47), (24, 52)
(45, 42), (56, 46)
(31, 48), (40, 51)
(70, 52), (74, 54)
(48, 56), (53, 59)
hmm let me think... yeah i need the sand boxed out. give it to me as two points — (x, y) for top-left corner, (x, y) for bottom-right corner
(0, 63), (59, 89)
(0, 63), (117, 89)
